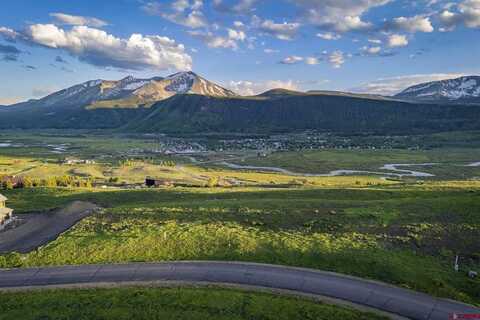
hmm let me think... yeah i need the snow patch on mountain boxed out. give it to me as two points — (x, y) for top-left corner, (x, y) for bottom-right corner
(395, 76), (480, 104)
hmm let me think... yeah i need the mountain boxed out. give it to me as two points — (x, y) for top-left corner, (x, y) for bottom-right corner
(123, 93), (480, 134)
(2, 74), (480, 134)
(9, 71), (236, 111)
(395, 76), (480, 104)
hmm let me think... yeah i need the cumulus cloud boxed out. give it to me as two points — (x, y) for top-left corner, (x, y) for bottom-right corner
(227, 28), (246, 41)
(50, 13), (108, 28)
(17, 24), (192, 71)
(253, 16), (301, 40)
(438, 0), (480, 31)
(0, 26), (22, 41)
(227, 79), (300, 95)
(387, 34), (408, 47)
(350, 73), (466, 95)
(383, 15), (434, 33)
(142, 1), (208, 28)
(291, 0), (391, 32)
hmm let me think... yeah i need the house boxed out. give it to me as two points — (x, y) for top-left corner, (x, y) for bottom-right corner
(0, 193), (13, 229)
(145, 177), (174, 187)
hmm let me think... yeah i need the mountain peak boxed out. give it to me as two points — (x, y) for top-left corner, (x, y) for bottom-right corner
(395, 76), (480, 104)
(12, 71), (237, 110)
(120, 75), (136, 82)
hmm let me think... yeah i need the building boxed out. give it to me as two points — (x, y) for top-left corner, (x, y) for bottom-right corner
(0, 193), (13, 229)
(145, 177), (174, 187)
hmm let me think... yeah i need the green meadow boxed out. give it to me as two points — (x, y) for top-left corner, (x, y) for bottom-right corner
(0, 286), (387, 320)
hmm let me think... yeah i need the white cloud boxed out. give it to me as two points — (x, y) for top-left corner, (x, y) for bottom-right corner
(253, 16), (301, 40)
(361, 46), (382, 55)
(384, 15), (434, 33)
(227, 28), (246, 41)
(142, 1), (207, 28)
(50, 13), (108, 28)
(227, 79), (299, 95)
(233, 21), (245, 28)
(316, 32), (341, 40)
(305, 57), (320, 65)
(291, 0), (391, 32)
(350, 73), (466, 95)
(189, 30), (238, 49)
(0, 26), (22, 41)
(24, 24), (192, 71)
(280, 55), (304, 64)
(368, 38), (382, 44)
(438, 0), (480, 31)
(328, 50), (345, 68)
(387, 34), (408, 47)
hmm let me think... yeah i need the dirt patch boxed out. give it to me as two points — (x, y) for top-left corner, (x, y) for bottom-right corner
(0, 201), (100, 254)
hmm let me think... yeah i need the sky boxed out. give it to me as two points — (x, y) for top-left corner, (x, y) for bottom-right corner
(0, 0), (479, 104)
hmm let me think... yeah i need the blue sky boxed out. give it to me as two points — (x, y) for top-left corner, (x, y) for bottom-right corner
(0, 0), (479, 104)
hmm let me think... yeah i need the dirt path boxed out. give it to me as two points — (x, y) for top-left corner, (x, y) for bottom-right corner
(0, 201), (99, 254)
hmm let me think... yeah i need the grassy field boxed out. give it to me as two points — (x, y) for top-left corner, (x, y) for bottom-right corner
(1, 184), (479, 305)
(0, 286), (387, 320)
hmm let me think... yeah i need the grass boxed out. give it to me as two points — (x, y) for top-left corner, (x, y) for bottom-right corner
(1, 185), (479, 305)
(0, 286), (387, 320)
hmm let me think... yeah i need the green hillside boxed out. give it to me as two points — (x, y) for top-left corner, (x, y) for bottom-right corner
(1, 92), (480, 134)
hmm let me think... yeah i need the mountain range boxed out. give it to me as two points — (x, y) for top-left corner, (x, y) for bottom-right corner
(395, 76), (480, 104)
(1, 73), (480, 134)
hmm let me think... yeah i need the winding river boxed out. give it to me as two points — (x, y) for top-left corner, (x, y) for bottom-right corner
(182, 153), (480, 178)
(220, 162), (438, 177)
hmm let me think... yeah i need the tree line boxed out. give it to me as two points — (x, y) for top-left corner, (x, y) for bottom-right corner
(0, 175), (93, 190)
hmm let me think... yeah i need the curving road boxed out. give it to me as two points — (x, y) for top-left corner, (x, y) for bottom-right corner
(0, 261), (479, 319)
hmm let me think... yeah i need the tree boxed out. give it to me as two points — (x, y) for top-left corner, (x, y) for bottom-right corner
(22, 176), (33, 188)
(207, 177), (219, 188)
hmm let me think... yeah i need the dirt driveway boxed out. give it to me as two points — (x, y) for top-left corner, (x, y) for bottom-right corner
(0, 201), (99, 254)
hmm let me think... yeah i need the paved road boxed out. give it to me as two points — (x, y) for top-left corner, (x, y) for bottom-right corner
(0, 261), (478, 319)
(0, 201), (99, 253)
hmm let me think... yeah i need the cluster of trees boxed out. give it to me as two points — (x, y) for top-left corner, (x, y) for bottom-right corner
(118, 159), (176, 167)
(0, 175), (93, 190)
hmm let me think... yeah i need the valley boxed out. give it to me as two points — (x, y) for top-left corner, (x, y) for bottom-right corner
(0, 130), (479, 311)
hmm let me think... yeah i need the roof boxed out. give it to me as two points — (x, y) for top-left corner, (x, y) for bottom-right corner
(0, 194), (7, 202)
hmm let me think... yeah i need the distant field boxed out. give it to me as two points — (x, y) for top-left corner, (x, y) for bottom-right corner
(0, 286), (386, 320)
